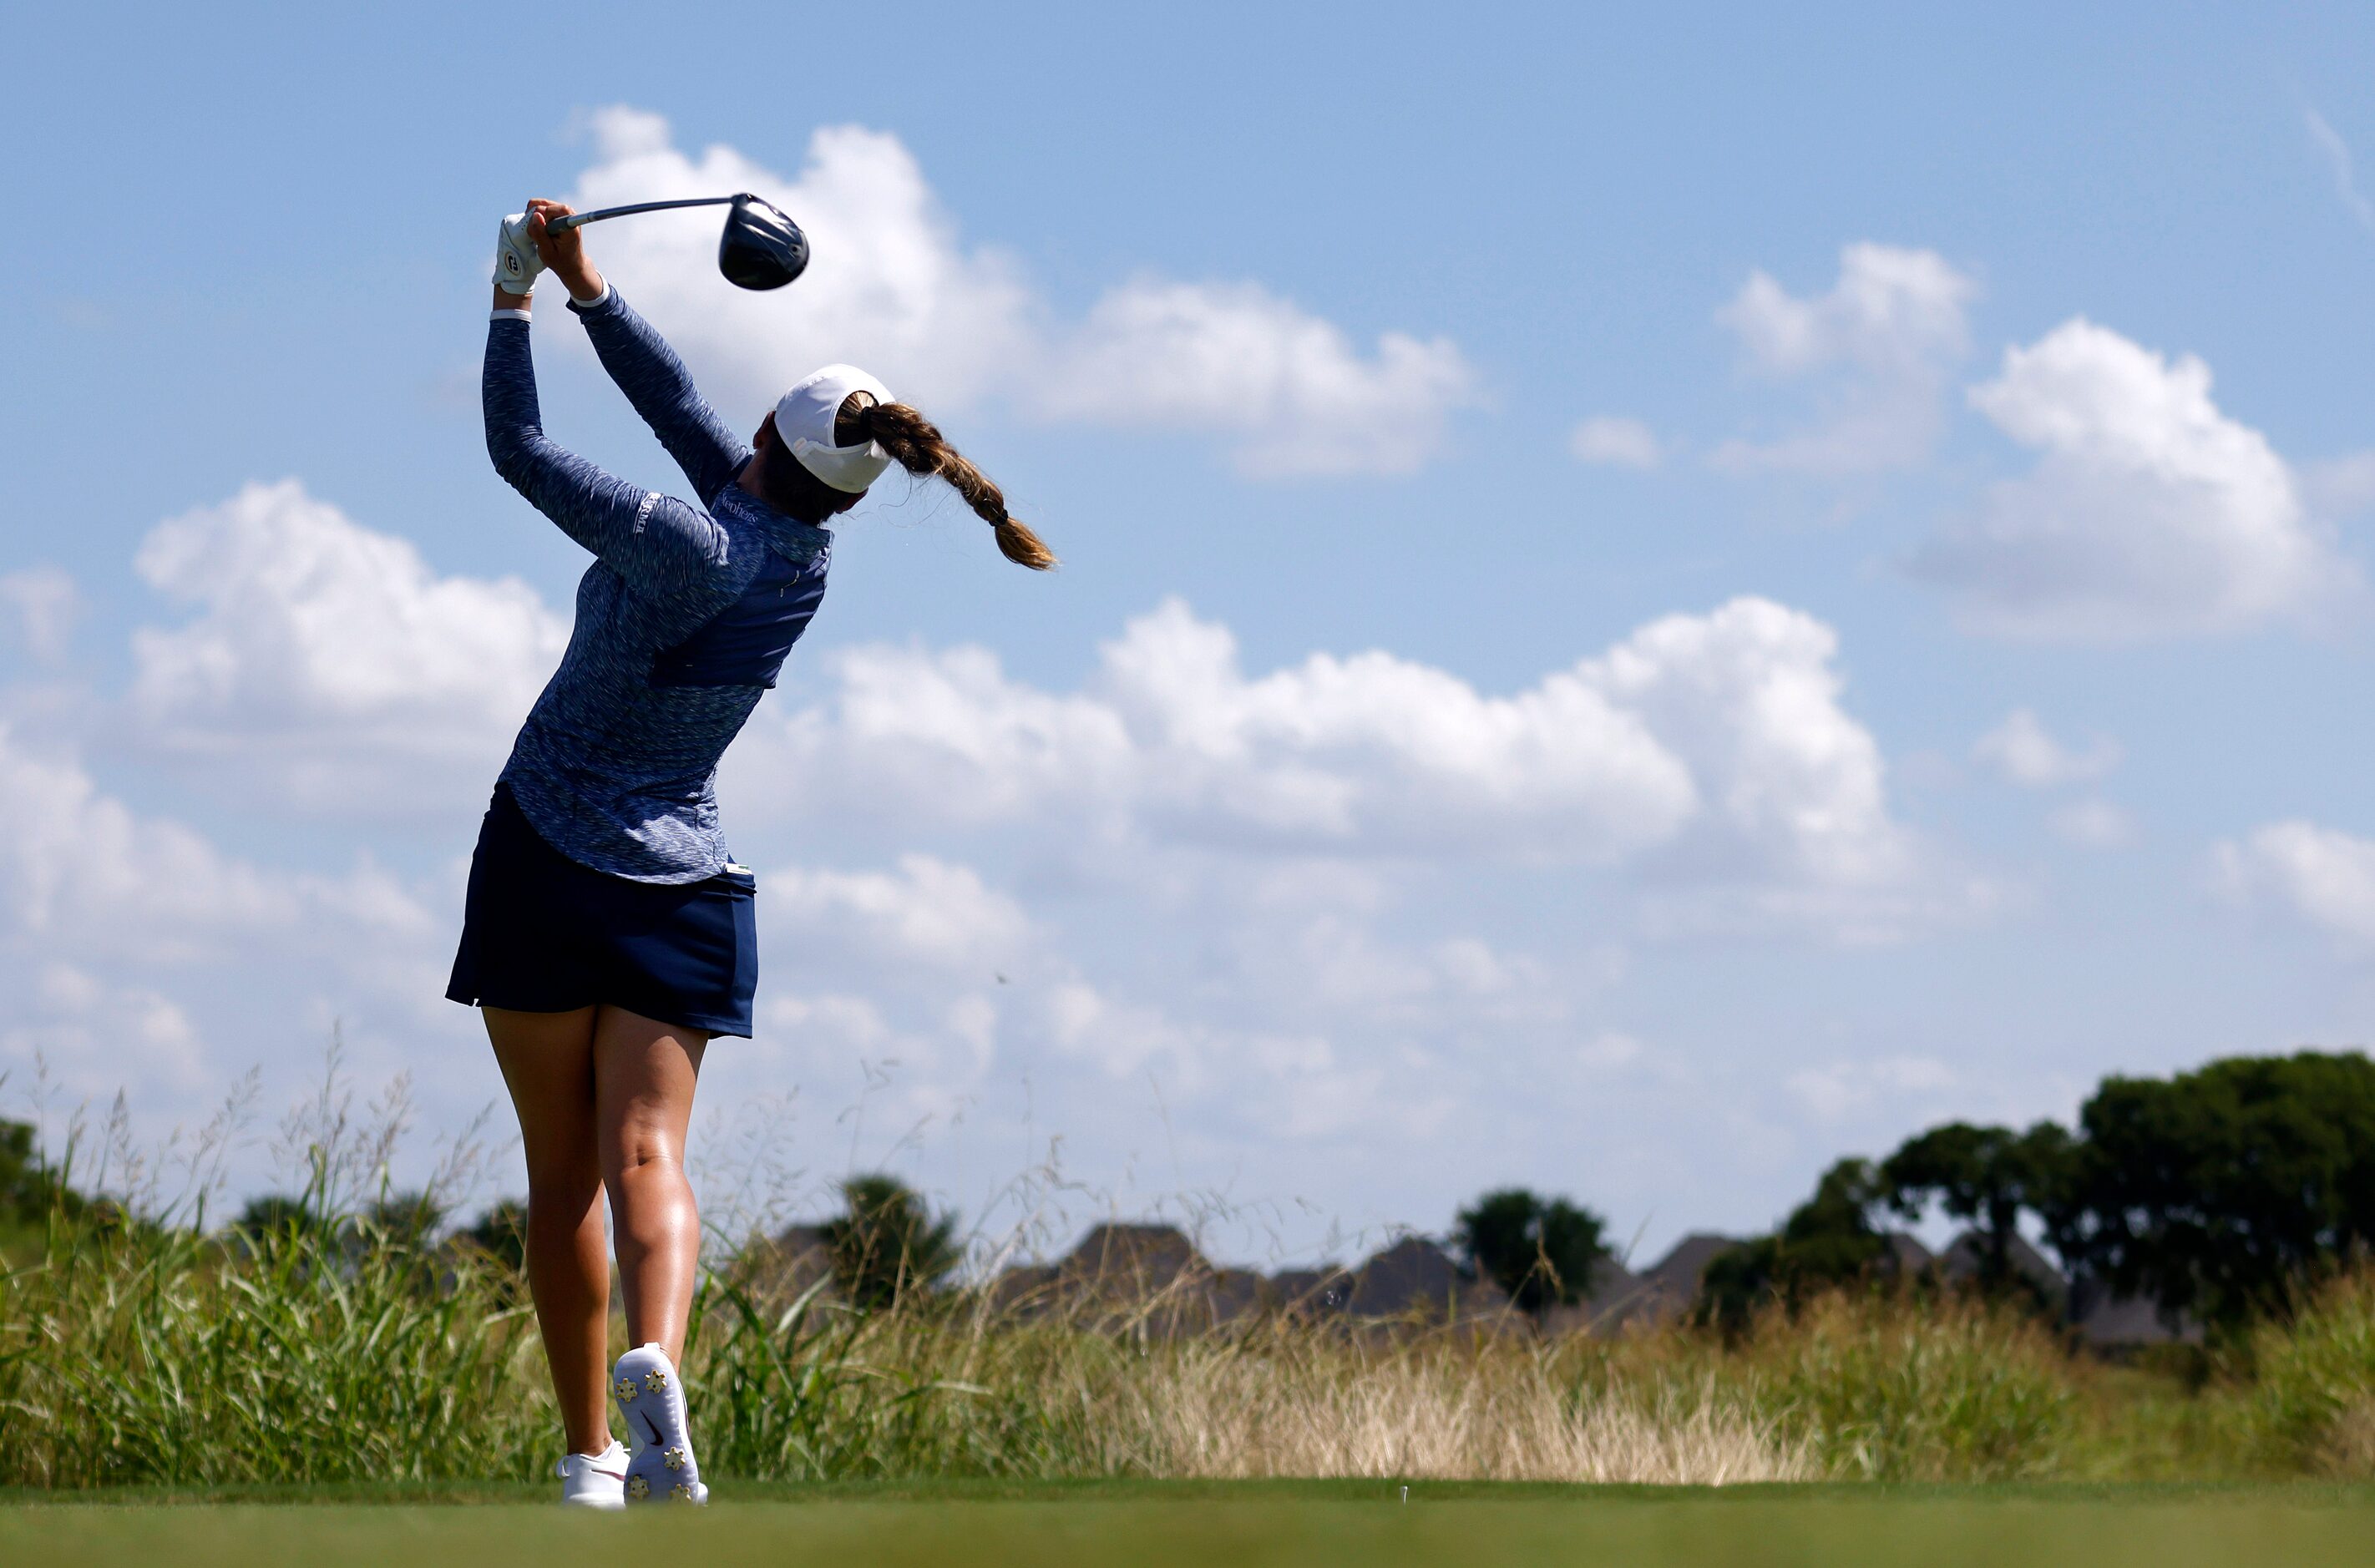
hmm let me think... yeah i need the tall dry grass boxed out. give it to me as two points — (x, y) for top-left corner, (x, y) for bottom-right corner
(676, 1271), (1815, 1485)
(1133, 1342), (1809, 1482)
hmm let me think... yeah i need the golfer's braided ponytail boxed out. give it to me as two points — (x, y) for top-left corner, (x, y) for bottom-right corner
(860, 402), (1057, 570)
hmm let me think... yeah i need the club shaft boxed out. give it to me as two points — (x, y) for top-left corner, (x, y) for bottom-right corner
(547, 195), (741, 233)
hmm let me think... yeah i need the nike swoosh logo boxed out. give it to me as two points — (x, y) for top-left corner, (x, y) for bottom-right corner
(639, 1410), (666, 1446)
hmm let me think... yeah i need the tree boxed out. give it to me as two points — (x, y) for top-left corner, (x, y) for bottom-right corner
(362, 1190), (447, 1247)
(234, 1192), (322, 1241)
(2061, 1050), (2375, 1330)
(458, 1199), (529, 1277)
(0, 1120), (79, 1258)
(1698, 1158), (1890, 1332)
(1881, 1120), (2075, 1307)
(1, 1120), (45, 1229)
(823, 1174), (961, 1312)
(0, 1119), (86, 1229)
(1453, 1187), (1612, 1318)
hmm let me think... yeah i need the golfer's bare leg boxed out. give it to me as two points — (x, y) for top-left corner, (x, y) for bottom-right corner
(484, 1004), (611, 1456)
(594, 1005), (708, 1363)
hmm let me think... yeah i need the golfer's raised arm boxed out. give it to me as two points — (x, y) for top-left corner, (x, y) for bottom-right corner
(513, 203), (752, 508)
(482, 225), (727, 595)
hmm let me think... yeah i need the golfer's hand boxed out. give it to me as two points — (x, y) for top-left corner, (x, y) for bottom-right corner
(493, 213), (544, 297)
(526, 200), (605, 303)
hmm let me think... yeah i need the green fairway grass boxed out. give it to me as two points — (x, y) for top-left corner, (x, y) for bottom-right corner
(7, 1483), (2374, 1566)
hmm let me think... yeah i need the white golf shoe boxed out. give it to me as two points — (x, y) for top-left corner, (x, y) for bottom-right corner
(611, 1343), (709, 1505)
(555, 1439), (628, 1509)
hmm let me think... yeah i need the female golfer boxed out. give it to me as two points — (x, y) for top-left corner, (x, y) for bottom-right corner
(453, 200), (1052, 1509)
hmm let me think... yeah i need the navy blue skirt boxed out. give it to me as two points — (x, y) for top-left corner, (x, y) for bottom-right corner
(445, 784), (757, 1038)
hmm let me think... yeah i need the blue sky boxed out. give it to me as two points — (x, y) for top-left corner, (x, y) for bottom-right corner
(8, 2), (2375, 1264)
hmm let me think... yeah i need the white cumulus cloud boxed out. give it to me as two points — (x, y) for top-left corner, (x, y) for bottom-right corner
(1972, 709), (2121, 787)
(740, 598), (1699, 864)
(3, 963), (210, 1097)
(0, 721), (293, 959)
(1913, 319), (2356, 640)
(730, 595), (1939, 940)
(0, 720), (451, 1110)
(560, 108), (1476, 476)
(1578, 598), (1909, 891)
(1037, 277), (1473, 478)
(127, 480), (568, 816)
(1712, 243), (1977, 475)
(2215, 820), (2375, 951)
(764, 854), (1032, 974)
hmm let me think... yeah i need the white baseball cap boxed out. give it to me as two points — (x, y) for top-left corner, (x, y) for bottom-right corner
(775, 364), (896, 493)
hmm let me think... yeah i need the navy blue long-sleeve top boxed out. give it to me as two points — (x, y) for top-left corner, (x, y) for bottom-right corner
(484, 288), (832, 883)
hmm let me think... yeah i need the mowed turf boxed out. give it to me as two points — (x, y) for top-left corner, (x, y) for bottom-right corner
(8, 1483), (2375, 1567)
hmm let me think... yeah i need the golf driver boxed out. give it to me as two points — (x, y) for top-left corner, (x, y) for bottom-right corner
(548, 193), (808, 290)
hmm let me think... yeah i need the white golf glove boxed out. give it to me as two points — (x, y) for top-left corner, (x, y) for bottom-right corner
(494, 213), (544, 296)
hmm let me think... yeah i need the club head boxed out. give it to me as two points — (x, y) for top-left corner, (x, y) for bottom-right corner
(717, 194), (808, 291)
